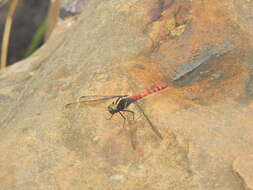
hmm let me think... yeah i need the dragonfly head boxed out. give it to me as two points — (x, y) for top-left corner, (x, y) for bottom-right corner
(107, 103), (118, 114)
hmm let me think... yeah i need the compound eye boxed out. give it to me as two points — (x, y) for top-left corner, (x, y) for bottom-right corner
(107, 106), (113, 114)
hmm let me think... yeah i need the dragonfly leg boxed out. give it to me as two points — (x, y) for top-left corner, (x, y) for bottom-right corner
(106, 114), (114, 120)
(122, 110), (135, 120)
(119, 111), (126, 128)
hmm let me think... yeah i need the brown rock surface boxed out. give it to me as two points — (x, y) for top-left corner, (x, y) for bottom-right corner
(233, 155), (253, 190)
(1, 0), (253, 189)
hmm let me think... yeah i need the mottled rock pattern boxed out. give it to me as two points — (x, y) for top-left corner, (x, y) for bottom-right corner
(0, 0), (253, 189)
(233, 155), (253, 190)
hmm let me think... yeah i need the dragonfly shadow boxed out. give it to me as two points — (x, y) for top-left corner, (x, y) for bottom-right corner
(117, 124), (142, 152)
(133, 102), (163, 140)
(113, 106), (147, 151)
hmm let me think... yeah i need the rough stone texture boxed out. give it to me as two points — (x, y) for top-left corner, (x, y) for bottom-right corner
(233, 155), (253, 190)
(0, 0), (253, 189)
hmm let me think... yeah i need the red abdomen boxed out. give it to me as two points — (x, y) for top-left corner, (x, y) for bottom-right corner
(129, 84), (168, 101)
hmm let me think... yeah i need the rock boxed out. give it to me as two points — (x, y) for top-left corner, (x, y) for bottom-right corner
(0, 0), (253, 189)
(233, 155), (253, 190)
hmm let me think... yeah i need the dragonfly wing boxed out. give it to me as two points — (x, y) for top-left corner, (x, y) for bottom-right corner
(133, 102), (163, 140)
(79, 95), (128, 102)
(65, 95), (128, 109)
(65, 101), (83, 109)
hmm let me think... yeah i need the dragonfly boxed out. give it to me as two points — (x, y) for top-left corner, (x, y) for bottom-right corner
(65, 84), (168, 139)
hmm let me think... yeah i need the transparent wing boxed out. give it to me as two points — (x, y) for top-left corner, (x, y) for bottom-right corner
(133, 102), (163, 140)
(65, 95), (128, 109)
